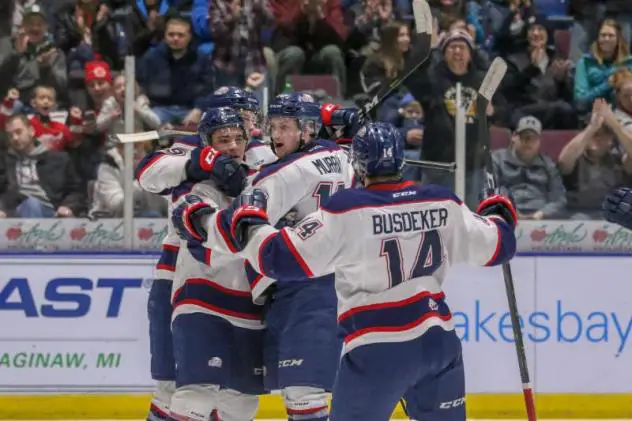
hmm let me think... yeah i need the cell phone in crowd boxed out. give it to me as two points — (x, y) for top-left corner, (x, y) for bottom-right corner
(84, 110), (96, 124)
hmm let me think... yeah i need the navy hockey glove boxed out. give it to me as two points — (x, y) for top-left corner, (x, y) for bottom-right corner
(229, 188), (270, 249)
(186, 146), (248, 197)
(476, 189), (518, 229)
(171, 194), (216, 242)
(603, 187), (632, 230)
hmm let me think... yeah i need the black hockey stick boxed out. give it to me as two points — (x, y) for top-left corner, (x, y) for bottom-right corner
(359, 0), (433, 119)
(475, 57), (537, 421)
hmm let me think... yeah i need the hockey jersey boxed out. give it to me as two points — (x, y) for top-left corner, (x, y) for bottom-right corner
(170, 180), (265, 330)
(212, 181), (516, 353)
(135, 134), (275, 279)
(136, 135), (203, 280)
(208, 139), (355, 301)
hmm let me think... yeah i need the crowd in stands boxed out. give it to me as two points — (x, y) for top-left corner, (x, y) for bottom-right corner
(0, 0), (631, 221)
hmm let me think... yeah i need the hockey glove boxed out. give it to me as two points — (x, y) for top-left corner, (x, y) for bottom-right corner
(171, 194), (216, 243)
(476, 189), (518, 230)
(229, 188), (270, 249)
(186, 146), (248, 197)
(603, 187), (632, 230)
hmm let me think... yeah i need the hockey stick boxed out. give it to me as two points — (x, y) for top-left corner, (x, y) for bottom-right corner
(404, 159), (456, 172)
(115, 129), (196, 143)
(475, 57), (537, 421)
(360, 0), (433, 119)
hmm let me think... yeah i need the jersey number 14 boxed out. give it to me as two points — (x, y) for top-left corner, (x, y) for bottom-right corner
(380, 231), (442, 288)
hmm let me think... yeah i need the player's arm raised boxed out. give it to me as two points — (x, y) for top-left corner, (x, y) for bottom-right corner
(229, 189), (342, 280)
(134, 139), (197, 194)
(451, 190), (518, 267)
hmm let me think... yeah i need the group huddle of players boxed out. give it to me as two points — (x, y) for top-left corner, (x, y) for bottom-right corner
(133, 86), (632, 421)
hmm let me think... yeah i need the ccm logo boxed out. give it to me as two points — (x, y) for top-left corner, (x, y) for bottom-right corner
(439, 397), (465, 409)
(278, 359), (304, 368)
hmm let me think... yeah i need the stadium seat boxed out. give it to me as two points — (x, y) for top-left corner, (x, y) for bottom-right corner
(554, 29), (571, 59)
(288, 75), (342, 99)
(490, 126), (512, 150)
(540, 129), (578, 159)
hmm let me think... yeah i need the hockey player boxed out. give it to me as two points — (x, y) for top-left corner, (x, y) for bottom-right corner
(167, 107), (265, 421)
(203, 86), (276, 169)
(135, 112), (249, 421)
(173, 95), (355, 421)
(603, 187), (632, 230)
(175, 122), (518, 421)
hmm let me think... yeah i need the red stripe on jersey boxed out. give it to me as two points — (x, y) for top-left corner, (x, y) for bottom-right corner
(280, 229), (313, 277)
(367, 181), (416, 191)
(287, 405), (329, 415)
(344, 312), (452, 344)
(136, 153), (166, 181)
(216, 210), (239, 253)
(174, 298), (261, 320)
(338, 290), (446, 322)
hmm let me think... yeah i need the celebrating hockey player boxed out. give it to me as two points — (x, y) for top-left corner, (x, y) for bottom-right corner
(175, 122), (518, 421)
(202, 86), (276, 169)
(134, 106), (251, 420)
(173, 94), (355, 421)
(167, 107), (266, 421)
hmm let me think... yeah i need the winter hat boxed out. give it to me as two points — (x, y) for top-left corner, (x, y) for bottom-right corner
(525, 14), (548, 31)
(85, 60), (113, 85)
(440, 29), (474, 52)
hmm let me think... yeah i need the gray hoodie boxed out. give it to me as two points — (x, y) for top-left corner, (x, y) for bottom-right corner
(11, 143), (53, 208)
(492, 147), (567, 218)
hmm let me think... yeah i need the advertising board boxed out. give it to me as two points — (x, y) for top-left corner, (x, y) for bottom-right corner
(0, 254), (630, 418)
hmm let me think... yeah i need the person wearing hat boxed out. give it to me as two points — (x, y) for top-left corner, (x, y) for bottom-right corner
(502, 13), (577, 130)
(492, 115), (567, 220)
(13, 4), (68, 107)
(405, 29), (504, 208)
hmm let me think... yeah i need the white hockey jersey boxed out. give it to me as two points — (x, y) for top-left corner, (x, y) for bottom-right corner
(135, 135), (203, 280)
(135, 134), (274, 280)
(207, 139), (355, 301)
(170, 180), (265, 330)
(222, 181), (517, 353)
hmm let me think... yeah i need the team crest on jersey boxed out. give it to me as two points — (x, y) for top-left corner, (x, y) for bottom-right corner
(214, 86), (230, 95)
(298, 93), (315, 103)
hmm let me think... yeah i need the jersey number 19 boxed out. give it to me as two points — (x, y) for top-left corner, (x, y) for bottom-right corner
(380, 231), (442, 288)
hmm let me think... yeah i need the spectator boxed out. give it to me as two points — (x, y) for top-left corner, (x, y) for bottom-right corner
(12, 0), (45, 35)
(136, 14), (214, 125)
(209, 0), (274, 96)
(493, 115), (566, 220)
(344, 0), (394, 96)
(14, 5), (68, 107)
(96, 74), (161, 135)
(493, 0), (535, 57)
(90, 140), (166, 218)
(431, 17), (490, 70)
(0, 84), (78, 151)
(398, 93), (424, 181)
(502, 14), (577, 129)
(84, 59), (114, 126)
(270, 0), (348, 96)
(0, 113), (83, 218)
(568, 0), (604, 63)
(406, 29), (501, 207)
(558, 101), (632, 220)
(574, 19), (632, 114)
(360, 20), (409, 95)
(54, 0), (118, 69)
